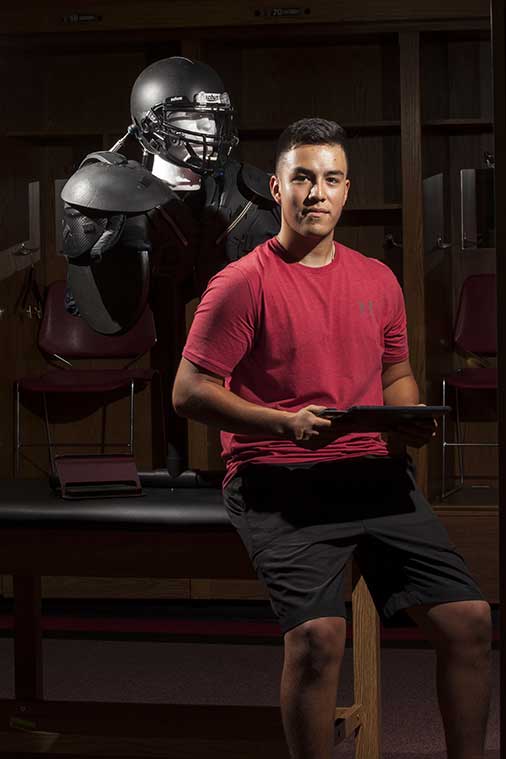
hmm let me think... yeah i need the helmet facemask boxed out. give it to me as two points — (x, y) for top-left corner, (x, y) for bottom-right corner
(136, 91), (238, 175)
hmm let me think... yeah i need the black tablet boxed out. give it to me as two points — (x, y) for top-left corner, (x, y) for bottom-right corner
(316, 405), (451, 432)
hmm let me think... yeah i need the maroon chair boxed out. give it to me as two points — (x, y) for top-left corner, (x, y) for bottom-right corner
(15, 280), (158, 476)
(441, 273), (497, 499)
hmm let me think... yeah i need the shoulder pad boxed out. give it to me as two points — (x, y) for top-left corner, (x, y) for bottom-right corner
(61, 151), (172, 214)
(238, 163), (274, 202)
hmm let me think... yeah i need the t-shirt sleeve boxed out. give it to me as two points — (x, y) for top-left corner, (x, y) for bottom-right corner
(382, 269), (409, 364)
(182, 265), (257, 378)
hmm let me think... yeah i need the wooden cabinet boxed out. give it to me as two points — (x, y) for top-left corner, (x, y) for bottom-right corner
(1, 9), (494, 490)
(420, 30), (497, 499)
(0, 2), (498, 600)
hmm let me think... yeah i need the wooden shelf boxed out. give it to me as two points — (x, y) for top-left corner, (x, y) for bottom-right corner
(341, 204), (402, 225)
(6, 129), (122, 144)
(11, 118), (493, 144)
(422, 118), (493, 133)
(346, 203), (402, 211)
(239, 121), (401, 140)
(6, 121), (404, 146)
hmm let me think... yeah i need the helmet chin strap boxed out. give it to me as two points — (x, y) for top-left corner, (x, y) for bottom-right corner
(151, 154), (202, 191)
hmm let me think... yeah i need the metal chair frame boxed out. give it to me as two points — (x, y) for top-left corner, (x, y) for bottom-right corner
(441, 376), (498, 500)
(15, 376), (140, 476)
(14, 280), (161, 477)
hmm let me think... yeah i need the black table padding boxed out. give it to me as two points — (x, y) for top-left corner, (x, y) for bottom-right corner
(0, 480), (229, 530)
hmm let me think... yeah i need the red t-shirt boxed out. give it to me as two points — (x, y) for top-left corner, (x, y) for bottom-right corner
(183, 237), (409, 487)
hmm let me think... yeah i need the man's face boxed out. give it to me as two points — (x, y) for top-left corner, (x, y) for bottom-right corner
(270, 143), (350, 240)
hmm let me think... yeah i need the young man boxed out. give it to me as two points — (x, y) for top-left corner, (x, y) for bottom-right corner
(172, 119), (491, 759)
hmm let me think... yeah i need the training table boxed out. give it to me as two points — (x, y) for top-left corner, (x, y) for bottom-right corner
(0, 479), (381, 759)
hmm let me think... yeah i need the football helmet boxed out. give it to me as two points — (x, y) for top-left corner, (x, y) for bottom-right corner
(130, 56), (238, 175)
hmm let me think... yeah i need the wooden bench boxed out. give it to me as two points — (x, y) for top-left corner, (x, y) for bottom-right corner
(0, 479), (381, 759)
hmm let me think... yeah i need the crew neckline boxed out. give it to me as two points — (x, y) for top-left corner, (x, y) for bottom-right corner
(269, 236), (340, 271)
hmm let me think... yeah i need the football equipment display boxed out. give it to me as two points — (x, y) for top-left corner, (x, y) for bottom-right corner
(130, 57), (238, 175)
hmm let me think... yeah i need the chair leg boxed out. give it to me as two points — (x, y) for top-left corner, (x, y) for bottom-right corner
(42, 393), (56, 475)
(15, 382), (21, 477)
(441, 378), (447, 500)
(155, 370), (167, 462)
(101, 402), (107, 455)
(129, 380), (135, 455)
(455, 387), (465, 491)
(441, 381), (466, 500)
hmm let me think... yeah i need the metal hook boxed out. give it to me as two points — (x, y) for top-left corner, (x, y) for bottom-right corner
(15, 242), (39, 257)
(435, 235), (453, 250)
(484, 151), (495, 169)
(384, 234), (402, 249)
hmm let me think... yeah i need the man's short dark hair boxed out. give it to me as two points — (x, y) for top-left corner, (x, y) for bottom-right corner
(275, 118), (349, 174)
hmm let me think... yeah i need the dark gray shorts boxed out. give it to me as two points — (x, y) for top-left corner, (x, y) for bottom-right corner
(223, 457), (486, 635)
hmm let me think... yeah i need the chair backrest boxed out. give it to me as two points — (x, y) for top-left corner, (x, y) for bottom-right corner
(39, 280), (157, 359)
(454, 273), (497, 356)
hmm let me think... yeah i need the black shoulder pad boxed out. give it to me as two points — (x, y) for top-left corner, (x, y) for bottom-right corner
(239, 163), (274, 202)
(79, 151), (131, 168)
(61, 151), (172, 214)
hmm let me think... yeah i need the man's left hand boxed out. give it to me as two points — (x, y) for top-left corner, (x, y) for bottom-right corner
(384, 404), (437, 456)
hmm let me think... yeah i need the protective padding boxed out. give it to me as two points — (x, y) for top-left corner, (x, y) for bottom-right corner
(453, 274), (497, 356)
(39, 280), (156, 359)
(19, 367), (154, 394)
(55, 455), (142, 499)
(444, 366), (497, 390)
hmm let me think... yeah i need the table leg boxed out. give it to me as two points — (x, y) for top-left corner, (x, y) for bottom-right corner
(352, 562), (382, 759)
(13, 575), (43, 700)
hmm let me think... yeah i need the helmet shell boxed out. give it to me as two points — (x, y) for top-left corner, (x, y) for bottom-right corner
(130, 57), (238, 175)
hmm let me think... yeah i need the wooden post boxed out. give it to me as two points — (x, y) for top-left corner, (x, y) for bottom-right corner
(184, 299), (224, 471)
(351, 561), (381, 759)
(399, 31), (428, 493)
(491, 0), (506, 749)
(13, 575), (43, 701)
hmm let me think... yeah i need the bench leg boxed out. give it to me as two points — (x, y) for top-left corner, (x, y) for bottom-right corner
(352, 562), (381, 759)
(13, 575), (43, 701)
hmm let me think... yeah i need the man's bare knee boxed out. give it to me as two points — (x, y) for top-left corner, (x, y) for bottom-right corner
(284, 616), (347, 675)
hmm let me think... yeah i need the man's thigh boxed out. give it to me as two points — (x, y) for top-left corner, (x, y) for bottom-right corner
(354, 467), (486, 624)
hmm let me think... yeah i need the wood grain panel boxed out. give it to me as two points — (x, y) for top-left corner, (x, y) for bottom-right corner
(0, 508), (494, 604)
(0, 51), (46, 135)
(346, 137), (385, 208)
(241, 43), (384, 129)
(434, 506), (498, 601)
(191, 579), (270, 600)
(334, 225), (388, 262)
(0, 731), (289, 759)
(400, 32), (425, 388)
(0, 730), (290, 759)
(184, 299), (224, 472)
(237, 139), (277, 172)
(1, 0), (490, 35)
(448, 39), (486, 119)
(44, 52), (145, 133)
(420, 33), (495, 495)
(0, 136), (45, 478)
(2, 576), (189, 599)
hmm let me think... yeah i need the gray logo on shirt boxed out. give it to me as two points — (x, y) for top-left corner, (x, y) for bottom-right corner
(359, 301), (374, 314)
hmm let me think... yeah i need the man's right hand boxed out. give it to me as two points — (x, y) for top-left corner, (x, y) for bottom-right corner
(285, 405), (345, 449)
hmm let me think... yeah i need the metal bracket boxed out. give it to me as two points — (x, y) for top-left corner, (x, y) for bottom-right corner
(435, 235), (453, 250)
(0, 182), (40, 280)
(384, 233), (402, 249)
